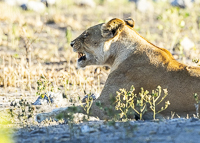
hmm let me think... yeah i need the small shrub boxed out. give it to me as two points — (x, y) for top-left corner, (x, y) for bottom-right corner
(148, 86), (170, 120)
(115, 85), (170, 120)
(81, 93), (94, 115)
(193, 93), (200, 118)
(8, 99), (35, 127)
(36, 76), (60, 103)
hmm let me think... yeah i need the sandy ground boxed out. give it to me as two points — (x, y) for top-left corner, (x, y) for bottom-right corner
(12, 117), (200, 143)
(1, 94), (200, 143)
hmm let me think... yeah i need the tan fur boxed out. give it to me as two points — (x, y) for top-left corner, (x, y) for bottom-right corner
(36, 18), (200, 122)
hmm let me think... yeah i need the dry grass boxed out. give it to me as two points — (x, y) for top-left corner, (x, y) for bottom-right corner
(0, 0), (200, 126)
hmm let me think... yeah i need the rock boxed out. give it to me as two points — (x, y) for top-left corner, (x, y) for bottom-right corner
(173, 36), (196, 59)
(138, 0), (153, 12)
(129, 0), (154, 13)
(32, 92), (63, 105)
(3, 0), (46, 12)
(190, 117), (199, 122)
(27, 1), (46, 13)
(180, 37), (195, 51)
(20, 3), (27, 10)
(74, 0), (96, 8)
(81, 125), (97, 133)
(170, 0), (193, 8)
(41, 0), (56, 7)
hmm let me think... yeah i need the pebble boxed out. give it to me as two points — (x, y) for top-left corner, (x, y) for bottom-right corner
(27, 1), (46, 13)
(129, 0), (154, 13)
(170, 0), (193, 8)
(3, 0), (47, 12)
(32, 92), (63, 105)
(180, 37), (195, 51)
(129, 0), (195, 9)
(81, 125), (97, 133)
(41, 0), (56, 7)
(190, 117), (199, 122)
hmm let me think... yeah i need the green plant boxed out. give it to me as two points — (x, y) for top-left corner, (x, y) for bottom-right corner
(8, 99), (35, 127)
(36, 76), (59, 103)
(115, 86), (137, 120)
(79, 93), (94, 115)
(192, 58), (200, 64)
(148, 86), (170, 120)
(115, 86), (150, 120)
(115, 85), (170, 120)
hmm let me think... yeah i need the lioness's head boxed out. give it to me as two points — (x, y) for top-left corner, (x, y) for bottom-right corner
(70, 18), (135, 68)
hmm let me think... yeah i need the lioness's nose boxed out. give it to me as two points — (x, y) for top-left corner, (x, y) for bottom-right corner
(70, 41), (75, 47)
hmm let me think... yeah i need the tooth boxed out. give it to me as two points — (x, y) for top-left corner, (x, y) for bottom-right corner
(78, 52), (83, 58)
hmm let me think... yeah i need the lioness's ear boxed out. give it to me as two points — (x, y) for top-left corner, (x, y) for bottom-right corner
(101, 18), (125, 38)
(124, 18), (135, 28)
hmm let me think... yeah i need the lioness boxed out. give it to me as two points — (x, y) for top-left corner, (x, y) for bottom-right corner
(36, 18), (200, 122)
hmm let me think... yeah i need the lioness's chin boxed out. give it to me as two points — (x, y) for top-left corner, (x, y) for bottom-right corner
(77, 59), (99, 68)
(77, 54), (98, 68)
(77, 61), (87, 68)
(76, 52), (88, 68)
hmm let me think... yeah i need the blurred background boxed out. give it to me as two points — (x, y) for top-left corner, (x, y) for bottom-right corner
(0, 0), (200, 131)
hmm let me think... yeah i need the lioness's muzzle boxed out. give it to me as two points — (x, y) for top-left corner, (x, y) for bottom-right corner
(70, 41), (75, 47)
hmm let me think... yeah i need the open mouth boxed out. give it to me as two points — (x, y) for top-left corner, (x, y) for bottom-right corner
(78, 52), (86, 62)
